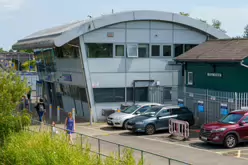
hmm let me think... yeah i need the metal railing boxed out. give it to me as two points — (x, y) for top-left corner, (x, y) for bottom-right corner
(28, 119), (191, 165)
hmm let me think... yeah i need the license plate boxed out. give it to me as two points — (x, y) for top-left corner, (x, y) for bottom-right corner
(201, 136), (207, 141)
(127, 125), (133, 129)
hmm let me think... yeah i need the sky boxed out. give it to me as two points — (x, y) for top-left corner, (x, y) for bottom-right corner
(1, 0), (248, 50)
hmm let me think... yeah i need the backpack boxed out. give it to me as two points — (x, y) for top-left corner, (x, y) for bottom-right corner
(39, 103), (46, 112)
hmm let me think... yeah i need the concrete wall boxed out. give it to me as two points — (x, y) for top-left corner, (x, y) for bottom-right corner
(82, 20), (208, 121)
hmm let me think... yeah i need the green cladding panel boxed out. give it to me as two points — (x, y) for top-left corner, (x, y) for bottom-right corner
(186, 62), (248, 92)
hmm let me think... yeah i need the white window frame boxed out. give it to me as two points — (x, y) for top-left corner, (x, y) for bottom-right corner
(114, 44), (125, 57)
(127, 44), (138, 58)
(187, 72), (193, 85)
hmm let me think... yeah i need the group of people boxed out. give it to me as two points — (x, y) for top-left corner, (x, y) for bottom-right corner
(34, 98), (76, 144)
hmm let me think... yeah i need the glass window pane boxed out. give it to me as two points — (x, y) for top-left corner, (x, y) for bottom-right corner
(185, 44), (198, 52)
(151, 45), (160, 56)
(127, 44), (138, 57)
(87, 43), (113, 58)
(114, 88), (125, 102)
(115, 45), (124, 56)
(163, 45), (171, 57)
(174, 44), (184, 57)
(93, 88), (125, 103)
(127, 87), (148, 102)
(138, 44), (149, 58)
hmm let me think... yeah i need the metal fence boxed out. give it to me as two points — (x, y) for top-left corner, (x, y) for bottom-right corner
(28, 119), (190, 165)
(178, 87), (248, 127)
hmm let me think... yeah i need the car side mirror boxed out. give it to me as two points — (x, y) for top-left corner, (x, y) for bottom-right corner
(135, 111), (140, 115)
(240, 121), (246, 126)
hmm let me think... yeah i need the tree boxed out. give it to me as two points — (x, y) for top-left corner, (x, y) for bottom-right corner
(243, 24), (248, 38)
(9, 49), (14, 52)
(179, 12), (189, 17)
(212, 19), (221, 29)
(0, 48), (6, 53)
(17, 49), (34, 54)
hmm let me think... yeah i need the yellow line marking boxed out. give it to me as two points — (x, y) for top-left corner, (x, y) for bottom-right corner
(237, 150), (241, 158)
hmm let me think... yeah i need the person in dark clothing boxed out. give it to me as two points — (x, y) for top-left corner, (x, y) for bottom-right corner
(35, 98), (46, 122)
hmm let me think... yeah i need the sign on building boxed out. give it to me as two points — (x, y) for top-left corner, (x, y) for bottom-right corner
(220, 103), (228, 115)
(198, 101), (204, 112)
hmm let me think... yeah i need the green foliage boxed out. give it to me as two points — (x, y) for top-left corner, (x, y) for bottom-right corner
(179, 12), (189, 16)
(0, 132), (141, 165)
(0, 71), (30, 144)
(21, 60), (36, 71)
(18, 49), (34, 54)
(0, 48), (6, 53)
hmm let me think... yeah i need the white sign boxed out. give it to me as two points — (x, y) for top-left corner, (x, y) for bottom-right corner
(207, 73), (222, 77)
(92, 82), (99, 88)
(210, 96), (216, 101)
(189, 93), (194, 97)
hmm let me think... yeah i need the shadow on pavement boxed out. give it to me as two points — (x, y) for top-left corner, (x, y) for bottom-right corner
(190, 142), (248, 151)
(100, 126), (124, 132)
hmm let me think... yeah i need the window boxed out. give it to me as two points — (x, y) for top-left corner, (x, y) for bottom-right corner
(158, 109), (171, 117)
(115, 45), (124, 57)
(220, 114), (243, 124)
(164, 87), (172, 100)
(55, 46), (79, 58)
(172, 107), (190, 115)
(184, 44), (198, 52)
(127, 87), (148, 102)
(87, 43), (113, 58)
(122, 105), (141, 114)
(174, 44), (184, 57)
(127, 44), (138, 57)
(163, 45), (172, 56)
(187, 72), (193, 85)
(151, 45), (160, 57)
(135, 106), (150, 114)
(93, 88), (125, 103)
(242, 116), (248, 123)
(138, 44), (149, 58)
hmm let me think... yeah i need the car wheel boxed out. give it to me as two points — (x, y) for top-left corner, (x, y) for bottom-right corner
(145, 124), (155, 135)
(224, 134), (237, 148)
(122, 120), (129, 130)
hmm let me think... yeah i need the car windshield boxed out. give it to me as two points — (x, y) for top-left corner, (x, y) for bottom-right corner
(121, 105), (141, 114)
(141, 107), (162, 117)
(219, 113), (243, 124)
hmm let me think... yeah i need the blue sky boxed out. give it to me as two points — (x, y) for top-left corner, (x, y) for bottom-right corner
(1, 0), (248, 50)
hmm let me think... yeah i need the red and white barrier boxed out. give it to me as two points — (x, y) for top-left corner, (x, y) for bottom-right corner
(169, 118), (189, 140)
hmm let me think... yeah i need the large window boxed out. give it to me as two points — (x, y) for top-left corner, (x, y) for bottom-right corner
(115, 45), (125, 57)
(55, 46), (80, 58)
(87, 43), (113, 58)
(163, 45), (172, 57)
(174, 44), (184, 57)
(127, 87), (148, 102)
(151, 45), (160, 57)
(93, 88), (125, 103)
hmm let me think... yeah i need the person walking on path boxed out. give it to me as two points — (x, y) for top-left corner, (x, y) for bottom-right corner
(64, 112), (76, 144)
(34, 98), (46, 122)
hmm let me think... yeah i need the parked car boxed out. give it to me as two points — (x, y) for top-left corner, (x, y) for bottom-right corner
(107, 103), (161, 129)
(199, 110), (248, 148)
(126, 105), (195, 135)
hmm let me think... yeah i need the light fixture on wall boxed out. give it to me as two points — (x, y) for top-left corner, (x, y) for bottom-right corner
(154, 34), (158, 37)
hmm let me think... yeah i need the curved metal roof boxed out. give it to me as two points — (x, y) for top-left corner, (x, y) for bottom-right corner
(12, 10), (229, 50)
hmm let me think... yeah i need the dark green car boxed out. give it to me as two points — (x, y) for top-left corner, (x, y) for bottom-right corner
(127, 105), (195, 135)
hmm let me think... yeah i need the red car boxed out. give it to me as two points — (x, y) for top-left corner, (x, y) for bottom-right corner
(199, 110), (248, 148)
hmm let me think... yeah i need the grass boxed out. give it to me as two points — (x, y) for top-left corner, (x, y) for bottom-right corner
(0, 131), (143, 165)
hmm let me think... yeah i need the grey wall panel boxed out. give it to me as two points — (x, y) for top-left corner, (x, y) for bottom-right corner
(88, 58), (126, 73)
(55, 72), (86, 87)
(126, 29), (150, 43)
(150, 30), (173, 43)
(174, 30), (206, 44)
(126, 21), (149, 29)
(126, 73), (150, 87)
(56, 58), (82, 72)
(84, 28), (125, 43)
(62, 95), (75, 112)
(150, 58), (170, 72)
(150, 72), (173, 86)
(91, 73), (125, 87)
(126, 58), (150, 72)
(150, 21), (173, 29)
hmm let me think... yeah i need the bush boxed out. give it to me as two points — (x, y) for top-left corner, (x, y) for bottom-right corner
(0, 131), (142, 165)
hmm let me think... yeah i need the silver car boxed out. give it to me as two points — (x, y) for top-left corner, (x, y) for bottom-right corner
(107, 103), (161, 129)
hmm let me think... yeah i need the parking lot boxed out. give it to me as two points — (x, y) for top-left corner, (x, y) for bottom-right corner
(66, 123), (248, 165)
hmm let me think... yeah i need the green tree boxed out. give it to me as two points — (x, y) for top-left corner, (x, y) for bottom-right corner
(0, 71), (30, 145)
(179, 12), (189, 16)
(9, 49), (14, 52)
(243, 24), (248, 38)
(17, 49), (33, 54)
(0, 48), (6, 53)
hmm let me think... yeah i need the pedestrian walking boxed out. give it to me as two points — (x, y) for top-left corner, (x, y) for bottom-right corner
(64, 112), (76, 144)
(34, 98), (46, 122)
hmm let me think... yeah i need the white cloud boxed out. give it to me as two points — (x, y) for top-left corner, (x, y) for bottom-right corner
(0, 0), (24, 11)
(190, 6), (248, 37)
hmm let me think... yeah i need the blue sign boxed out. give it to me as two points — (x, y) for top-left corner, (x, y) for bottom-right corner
(198, 101), (204, 112)
(220, 103), (228, 115)
(178, 99), (184, 107)
(62, 74), (72, 81)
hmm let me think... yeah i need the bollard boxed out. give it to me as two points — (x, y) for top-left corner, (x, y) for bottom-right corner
(72, 108), (75, 120)
(49, 104), (52, 121)
(57, 106), (60, 123)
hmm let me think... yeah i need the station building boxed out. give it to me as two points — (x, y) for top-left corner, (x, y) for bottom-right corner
(12, 10), (229, 121)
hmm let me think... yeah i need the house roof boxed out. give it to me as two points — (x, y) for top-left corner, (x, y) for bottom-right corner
(175, 39), (248, 62)
(12, 10), (229, 50)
